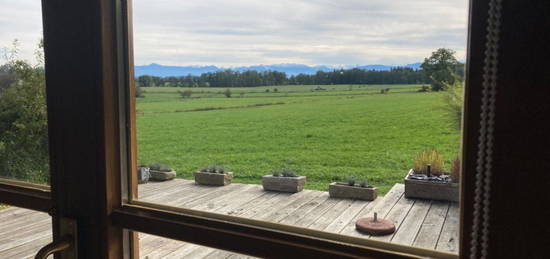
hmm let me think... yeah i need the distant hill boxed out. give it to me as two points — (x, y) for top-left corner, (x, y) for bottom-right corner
(134, 63), (423, 77)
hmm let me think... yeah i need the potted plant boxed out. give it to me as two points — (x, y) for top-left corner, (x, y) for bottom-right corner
(137, 165), (151, 184)
(262, 169), (306, 193)
(194, 166), (233, 186)
(148, 163), (176, 181)
(404, 150), (459, 202)
(329, 176), (378, 201)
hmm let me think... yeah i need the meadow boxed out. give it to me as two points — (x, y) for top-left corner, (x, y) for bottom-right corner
(136, 84), (461, 194)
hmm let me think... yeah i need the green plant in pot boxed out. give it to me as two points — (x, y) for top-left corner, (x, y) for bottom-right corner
(194, 165), (233, 186)
(329, 175), (378, 201)
(263, 169), (305, 193)
(404, 150), (459, 202)
(148, 162), (176, 181)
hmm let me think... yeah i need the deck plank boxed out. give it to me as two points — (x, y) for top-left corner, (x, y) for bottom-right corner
(436, 203), (459, 253)
(324, 199), (370, 233)
(258, 191), (322, 222)
(370, 194), (415, 242)
(308, 199), (355, 231)
(412, 201), (450, 250)
(191, 184), (260, 212)
(0, 180), (460, 258)
(339, 197), (382, 237)
(0, 234), (52, 258)
(391, 199), (431, 246)
(278, 192), (331, 226)
(202, 250), (234, 259)
(138, 180), (196, 202)
(0, 207), (36, 222)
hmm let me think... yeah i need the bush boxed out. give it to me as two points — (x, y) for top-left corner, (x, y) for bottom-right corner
(224, 88), (232, 98)
(441, 81), (464, 130)
(413, 150), (445, 176)
(0, 40), (50, 184)
(265, 89), (270, 92)
(273, 88), (278, 92)
(179, 90), (192, 98)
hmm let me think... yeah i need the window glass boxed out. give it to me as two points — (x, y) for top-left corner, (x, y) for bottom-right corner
(132, 0), (467, 254)
(138, 231), (252, 258)
(0, 1), (50, 185)
(0, 207), (52, 257)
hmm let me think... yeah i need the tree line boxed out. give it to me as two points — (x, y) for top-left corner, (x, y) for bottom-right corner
(135, 67), (444, 88)
(136, 48), (464, 91)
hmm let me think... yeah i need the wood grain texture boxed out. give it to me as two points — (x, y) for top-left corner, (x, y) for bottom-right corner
(0, 181), (459, 257)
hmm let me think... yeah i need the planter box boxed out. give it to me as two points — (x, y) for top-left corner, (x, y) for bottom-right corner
(262, 175), (306, 193)
(137, 167), (150, 184)
(404, 169), (459, 202)
(194, 171), (233, 186)
(150, 170), (176, 181)
(328, 182), (378, 201)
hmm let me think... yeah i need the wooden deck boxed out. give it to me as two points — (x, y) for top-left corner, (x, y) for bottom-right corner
(0, 180), (458, 258)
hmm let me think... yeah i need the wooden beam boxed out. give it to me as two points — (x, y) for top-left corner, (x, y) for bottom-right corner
(41, 0), (130, 257)
(113, 204), (458, 259)
(0, 180), (51, 213)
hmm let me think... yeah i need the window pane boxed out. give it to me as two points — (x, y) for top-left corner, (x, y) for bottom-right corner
(138, 231), (253, 258)
(0, 1), (50, 185)
(132, 0), (467, 255)
(0, 206), (52, 258)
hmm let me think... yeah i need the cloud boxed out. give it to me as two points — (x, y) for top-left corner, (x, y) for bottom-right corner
(1, 0), (468, 66)
(0, 1), (43, 65)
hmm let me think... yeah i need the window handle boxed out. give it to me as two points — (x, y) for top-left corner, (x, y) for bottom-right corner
(35, 235), (73, 259)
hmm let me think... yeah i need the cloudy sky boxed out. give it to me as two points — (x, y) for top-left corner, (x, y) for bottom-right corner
(1, 0), (468, 67)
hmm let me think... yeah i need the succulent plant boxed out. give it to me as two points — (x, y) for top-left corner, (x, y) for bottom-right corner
(201, 165), (227, 174)
(272, 169), (299, 177)
(149, 163), (172, 172)
(347, 175), (356, 186)
(359, 178), (368, 188)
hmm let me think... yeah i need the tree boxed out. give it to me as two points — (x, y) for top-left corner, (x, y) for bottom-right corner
(421, 48), (461, 91)
(0, 40), (50, 184)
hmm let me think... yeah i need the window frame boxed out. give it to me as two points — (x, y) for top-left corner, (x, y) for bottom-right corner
(0, 0), (492, 258)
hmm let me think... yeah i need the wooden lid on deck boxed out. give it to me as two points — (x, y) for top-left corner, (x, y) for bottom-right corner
(355, 213), (395, 236)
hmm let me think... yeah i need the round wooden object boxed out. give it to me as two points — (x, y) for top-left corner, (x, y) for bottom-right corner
(355, 217), (396, 236)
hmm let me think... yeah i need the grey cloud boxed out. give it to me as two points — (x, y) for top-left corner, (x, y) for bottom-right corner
(2, 0), (468, 67)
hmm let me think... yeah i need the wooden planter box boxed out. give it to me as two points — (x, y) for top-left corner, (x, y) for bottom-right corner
(262, 175), (306, 193)
(150, 170), (176, 181)
(404, 169), (459, 202)
(328, 182), (378, 201)
(137, 167), (150, 184)
(194, 171), (234, 186)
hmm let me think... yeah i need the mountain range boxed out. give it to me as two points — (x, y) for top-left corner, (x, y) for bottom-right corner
(134, 63), (423, 77)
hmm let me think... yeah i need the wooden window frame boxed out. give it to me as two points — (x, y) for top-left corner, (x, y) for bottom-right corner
(2, 0), (549, 258)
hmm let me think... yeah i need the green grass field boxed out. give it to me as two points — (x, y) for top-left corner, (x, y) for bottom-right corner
(136, 84), (460, 194)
